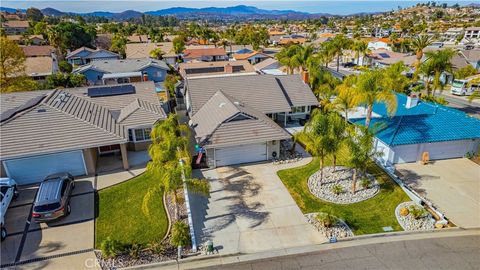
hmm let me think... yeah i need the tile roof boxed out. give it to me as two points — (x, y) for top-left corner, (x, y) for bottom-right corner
(233, 51), (271, 60)
(126, 42), (176, 59)
(179, 60), (256, 78)
(183, 48), (227, 59)
(369, 49), (416, 66)
(190, 91), (290, 148)
(253, 58), (280, 71)
(21, 45), (55, 57)
(24, 56), (54, 76)
(2, 20), (29, 28)
(73, 58), (169, 74)
(350, 93), (480, 146)
(186, 74), (317, 115)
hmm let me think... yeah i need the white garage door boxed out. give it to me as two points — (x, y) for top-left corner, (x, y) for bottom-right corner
(392, 144), (419, 163)
(215, 143), (267, 167)
(3, 150), (87, 185)
(423, 141), (469, 160)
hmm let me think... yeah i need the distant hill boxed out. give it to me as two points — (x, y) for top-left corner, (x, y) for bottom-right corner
(146, 5), (307, 16)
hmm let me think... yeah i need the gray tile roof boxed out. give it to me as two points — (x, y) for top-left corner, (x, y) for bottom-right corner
(190, 91), (290, 148)
(186, 74), (316, 115)
(0, 82), (166, 160)
(73, 58), (169, 74)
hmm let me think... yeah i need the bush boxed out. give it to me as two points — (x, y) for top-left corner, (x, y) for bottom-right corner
(400, 207), (409, 216)
(100, 237), (123, 258)
(147, 241), (166, 255)
(331, 184), (343, 195)
(58, 60), (73, 73)
(360, 178), (370, 189)
(126, 243), (143, 259)
(316, 212), (336, 228)
(170, 221), (191, 247)
(408, 205), (428, 220)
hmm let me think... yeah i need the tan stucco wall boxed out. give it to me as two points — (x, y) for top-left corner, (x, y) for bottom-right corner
(267, 140), (280, 160)
(127, 141), (151, 151)
(83, 148), (98, 175)
(0, 162), (7, 177)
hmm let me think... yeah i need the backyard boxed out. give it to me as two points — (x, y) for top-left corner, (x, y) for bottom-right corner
(95, 173), (168, 248)
(277, 147), (410, 235)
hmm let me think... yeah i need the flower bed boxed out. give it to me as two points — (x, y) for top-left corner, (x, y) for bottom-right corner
(395, 201), (435, 231)
(305, 212), (354, 239)
(307, 166), (379, 204)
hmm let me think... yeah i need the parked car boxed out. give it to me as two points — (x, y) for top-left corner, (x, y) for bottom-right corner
(1, 178), (19, 241)
(342, 62), (357, 68)
(32, 173), (75, 223)
(451, 79), (480, 96)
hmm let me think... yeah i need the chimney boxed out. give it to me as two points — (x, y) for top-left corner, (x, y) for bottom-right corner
(143, 73), (149, 81)
(406, 93), (419, 109)
(302, 71), (309, 84)
(224, 63), (233, 74)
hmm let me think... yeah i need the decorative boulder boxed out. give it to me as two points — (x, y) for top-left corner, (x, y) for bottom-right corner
(400, 207), (409, 216)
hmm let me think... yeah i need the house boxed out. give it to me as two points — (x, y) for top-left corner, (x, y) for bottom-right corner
(7, 35), (45, 45)
(464, 27), (480, 40)
(0, 82), (166, 185)
(443, 27), (464, 41)
(21, 45), (56, 58)
(253, 58), (287, 75)
(277, 35), (307, 46)
(185, 74), (318, 167)
(182, 47), (228, 62)
(125, 42), (178, 65)
(1, 20), (29, 34)
(73, 58), (169, 85)
(460, 49), (480, 70)
(127, 34), (150, 43)
(367, 40), (391, 51)
(178, 60), (256, 79)
(349, 93), (480, 165)
(232, 51), (271, 65)
(367, 49), (416, 68)
(24, 56), (58, 81)
(225, 45), (254, 57)
(66, 47), (121, 66)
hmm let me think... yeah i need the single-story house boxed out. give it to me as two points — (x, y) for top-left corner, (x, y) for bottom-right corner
(7, 34), (45, 45)
(232, 51), (271, 65)
(73, 58), (169, 85)
(277, 35), (307, 46)
(366, 49), (416, 68)
(0, 81), (166, 185)
(127, 34), (150, 43)
(182, 47), (228, 62)
(1, 20), (29, 34)
(125, 42), (178, 65)
(66, 46), (121, 66)
(459, 49), (480, 70)
(225, 45), (254, 57)
(24, 56), (58, 81)
(21, 45), (56, 58)
(367, 41), (391, 51)
(178, 60), (256, 79)
(253, 58), (287, 75)
(185, 74), (318, 167)
(349, 93), (480, 165)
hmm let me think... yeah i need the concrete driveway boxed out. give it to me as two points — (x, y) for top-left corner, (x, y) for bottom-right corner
(189, 158), (326, 255)
(396, 158), (480, 228)
(1, 177), (99, 269)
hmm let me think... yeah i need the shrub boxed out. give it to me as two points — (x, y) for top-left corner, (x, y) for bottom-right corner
(408, 205), (428, 219)
(170, 221), (191, 247)
(331, 184), (343, 195)
(400, 207), (409, 216)
(147, 241), (166, 255)
(126, 243), (143, 259)
(58, 60), (73, 73)
(360, 178), (370, 189)
(100, 237), (123, 258)
(316, 212), (336, 228)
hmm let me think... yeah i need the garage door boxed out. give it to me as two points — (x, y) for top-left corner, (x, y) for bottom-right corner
(3, 150), (87, 185)
(423, 140), (469, 160)
(392, 144), (419, 163)
(215, 143), (267, 167)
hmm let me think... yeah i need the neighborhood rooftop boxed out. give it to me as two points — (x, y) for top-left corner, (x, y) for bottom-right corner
(74, 58), (169, 74)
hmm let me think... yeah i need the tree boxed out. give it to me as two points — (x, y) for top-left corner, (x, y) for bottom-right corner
(381, 62), (410, 93)
(352, 40), (368, 66)
(347, 126), (379, 193)
(410, 34), (433, 78)
(48, 22), (95, 52)
(454, 65), (477, 80)
(33, 22), (48, 37)
(170, 221), (191, 247)
(423, 49), (455, 95)
(149, 48), (164, 60)
(328, 113), (347, 171)
(334, 75), (357, 122)
(330, 34), (352, 72)
(164, 74), (179, 97)
(0, 37), (37, 93)
(26, 8), (43, 22)
(43, 73), (86, 89)
(110, 34), (127, 57)
(354, 69), (397, 127)
(58, 60), (73, 73)
(173, 36), (186, 54)
(275, 44), (302, 74)
(146, 115), (209, 220)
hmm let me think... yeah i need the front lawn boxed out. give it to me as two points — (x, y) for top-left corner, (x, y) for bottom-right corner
(95, 173), (168, 248)
(277, 147), (409, 235)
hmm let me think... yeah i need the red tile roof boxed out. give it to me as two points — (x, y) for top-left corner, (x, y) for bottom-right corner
(183, 48), (227, 59)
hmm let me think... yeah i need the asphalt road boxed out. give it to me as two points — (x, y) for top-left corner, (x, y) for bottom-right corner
(435, 92), (480, 118)
(197, 234), (480, 270)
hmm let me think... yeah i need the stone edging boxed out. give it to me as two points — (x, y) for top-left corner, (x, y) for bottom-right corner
(395, 201), (435, 231)
(161, 191), (172, 242)
(305, 212), (354, 239)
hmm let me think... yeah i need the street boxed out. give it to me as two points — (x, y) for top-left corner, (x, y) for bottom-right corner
(435, 91), (480, 118)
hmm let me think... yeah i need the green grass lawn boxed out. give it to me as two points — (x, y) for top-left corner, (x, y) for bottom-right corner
(277, 147), (410, 235)
(95, 173), (168, 248)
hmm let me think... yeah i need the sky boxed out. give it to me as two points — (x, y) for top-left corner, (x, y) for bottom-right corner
(0, 1), (475, 15)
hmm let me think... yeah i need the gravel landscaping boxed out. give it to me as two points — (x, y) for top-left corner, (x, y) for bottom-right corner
(305, 213), (354, 239)
(307, 166), (380, 204)
(395, 201), (436, 231)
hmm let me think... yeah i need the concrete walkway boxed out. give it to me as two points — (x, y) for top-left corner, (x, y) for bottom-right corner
(96, 166), (146, 190)
(189, 150), (326, 256)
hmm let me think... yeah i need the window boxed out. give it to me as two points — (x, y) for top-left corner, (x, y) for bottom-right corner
(131, 128), (152, 142)
(291, 106), (306, 113)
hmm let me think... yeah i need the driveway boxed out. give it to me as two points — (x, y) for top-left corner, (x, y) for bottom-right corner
(396, 158), (480, 228)
(189, 157), (327, 255)
(1, 177), (99, 269)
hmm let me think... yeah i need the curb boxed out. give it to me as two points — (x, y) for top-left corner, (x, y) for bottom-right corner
(161, 191), (172, 242)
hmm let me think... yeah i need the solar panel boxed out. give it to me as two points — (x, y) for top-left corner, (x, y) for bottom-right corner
(87, 85), (136, 97)
(379, 53), (390, 58)
(0, 95), (46, 122)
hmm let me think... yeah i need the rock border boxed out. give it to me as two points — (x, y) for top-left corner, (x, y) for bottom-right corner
(307, 166), (380, 204)
(305, 212), (354, 239)
(395, 201), (435, 231)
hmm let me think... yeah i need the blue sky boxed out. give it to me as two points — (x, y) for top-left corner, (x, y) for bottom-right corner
(1, 1), (473, 15)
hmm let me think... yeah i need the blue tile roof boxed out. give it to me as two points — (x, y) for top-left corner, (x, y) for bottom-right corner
(351, 93), (480, 146)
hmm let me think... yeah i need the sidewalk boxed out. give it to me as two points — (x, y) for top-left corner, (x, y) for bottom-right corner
(96, 166), (146, 190)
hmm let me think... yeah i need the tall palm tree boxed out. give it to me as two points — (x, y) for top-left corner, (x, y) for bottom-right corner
(352, 40), (368, 66)
(331, 34), (352, 72)
(423, 49), (455, 96)
(275, 44), (302, 74)
(354, 70), (398, 127)
(334, 75), (357, 122)
(328, 113), (347, 172)
(319, 42), (336, 68)
(292, 44), (315, 73)
(381, 62), (410, 93)
(410, 34), (433, 77)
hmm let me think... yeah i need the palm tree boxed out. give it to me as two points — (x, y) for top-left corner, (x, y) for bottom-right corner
(354, 70), (397, 127)
(149, 48), (164, 60)
(146, 115), (210, 220)
(410, 34), (433, 77)
(275, 44), (302, 74)
(352, 40), (368, 66)
(423, 49), (455, 96)
(292, 44), (315, 73)
(381, 62), (410, 93)
(328, 113), (347, 172)
(319, 42), (336, 68)
(331, 34), (352, 72)
(334, 75), (357, 122)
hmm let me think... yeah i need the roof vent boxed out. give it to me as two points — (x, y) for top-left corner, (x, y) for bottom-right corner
(37, 108), (46, 113)
(219, 102), (226, 108)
